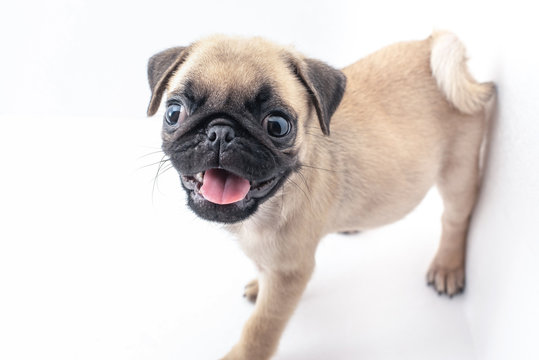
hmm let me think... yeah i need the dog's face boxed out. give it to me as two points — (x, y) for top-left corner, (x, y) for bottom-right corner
(147, 36), (346, 223)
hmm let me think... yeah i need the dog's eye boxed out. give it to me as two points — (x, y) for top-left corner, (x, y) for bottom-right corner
(165, 104), (186, 126)
(263, 115), (290, 138)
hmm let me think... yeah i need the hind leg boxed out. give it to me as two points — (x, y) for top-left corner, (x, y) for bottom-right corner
(427, 113), (486, 296)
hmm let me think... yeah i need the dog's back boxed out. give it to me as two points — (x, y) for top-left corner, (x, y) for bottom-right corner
(319, 32), (495, 233)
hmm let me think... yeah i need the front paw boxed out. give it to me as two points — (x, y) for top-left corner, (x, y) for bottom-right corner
(220, 346), (248, 360)
(221, 343), (275, 360)
(426, 261), (465, 297)
(243, 278), (259, 303)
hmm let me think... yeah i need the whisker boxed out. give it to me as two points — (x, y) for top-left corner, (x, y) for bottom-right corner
(295, 169), (311, 192)
(304, 126), (346, 136)
(305, 132), (326, 139)
(137, 149), (166, 159)
(152, 154), (171, 201)
(286, 178), (311, 206)
(138, 158), (171, 170)
(300, 164), (338, 173)
(280, 186), (285, 214)
(160, 164), (175, 174)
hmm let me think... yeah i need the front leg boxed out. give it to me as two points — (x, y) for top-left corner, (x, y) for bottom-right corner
(222, 265), (314, 360)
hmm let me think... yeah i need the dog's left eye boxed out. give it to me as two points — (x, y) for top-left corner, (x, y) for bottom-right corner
(165, 104), (186, 126)
(263, 115), (290, 138)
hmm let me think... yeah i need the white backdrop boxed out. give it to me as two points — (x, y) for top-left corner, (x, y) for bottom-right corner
(0, 0), (501, 118)
(1, 1), (538, 359)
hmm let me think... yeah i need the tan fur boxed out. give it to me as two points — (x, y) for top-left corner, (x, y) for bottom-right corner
(155, 32), (495, 360)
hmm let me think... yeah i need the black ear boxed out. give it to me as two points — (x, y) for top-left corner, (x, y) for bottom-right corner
(146, 46), (189, 116)
(292, 58), (346, 135)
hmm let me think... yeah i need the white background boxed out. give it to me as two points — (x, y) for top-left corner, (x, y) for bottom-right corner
(1, 0), (538, 359)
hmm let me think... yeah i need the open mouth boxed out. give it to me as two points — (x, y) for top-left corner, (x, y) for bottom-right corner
(180, 168), (281, 205)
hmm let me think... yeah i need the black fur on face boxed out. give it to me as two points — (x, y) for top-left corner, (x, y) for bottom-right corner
(147, 39), (346, 224)
(161, 81), (299, 223)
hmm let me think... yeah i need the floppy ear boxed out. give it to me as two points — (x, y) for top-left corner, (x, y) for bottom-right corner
(147, 46), (189, 116)
(291, 57), (347, 135)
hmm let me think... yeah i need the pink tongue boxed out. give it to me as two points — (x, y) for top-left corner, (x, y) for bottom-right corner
(200, 169), (251, 205)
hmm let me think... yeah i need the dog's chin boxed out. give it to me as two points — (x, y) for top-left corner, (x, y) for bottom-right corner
(179, 169), (289, 224)
(186, 193), (261, 223)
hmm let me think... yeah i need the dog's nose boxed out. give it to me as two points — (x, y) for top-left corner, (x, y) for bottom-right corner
(207, 124), (235, 144)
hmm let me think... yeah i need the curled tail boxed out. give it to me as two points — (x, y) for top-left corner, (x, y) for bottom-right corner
(430, 31), (495, 114)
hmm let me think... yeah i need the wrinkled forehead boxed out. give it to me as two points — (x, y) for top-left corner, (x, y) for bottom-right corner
(166, 37), (306, 110)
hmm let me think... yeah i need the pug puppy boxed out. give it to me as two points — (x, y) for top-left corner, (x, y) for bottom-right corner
(146, 31), (494, 359)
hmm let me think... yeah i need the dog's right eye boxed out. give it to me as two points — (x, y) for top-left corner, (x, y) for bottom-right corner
(165, 104), (186, 126)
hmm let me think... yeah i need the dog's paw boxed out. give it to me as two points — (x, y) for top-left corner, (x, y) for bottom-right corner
(243, 279), (259, 303)
(426, 262), (465, 297)
(339, 230), (361, 235)
(220, 345), (253, 360)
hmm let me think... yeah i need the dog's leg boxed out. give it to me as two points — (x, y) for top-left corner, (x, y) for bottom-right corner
(223, 264), (314, 360)
(243, 278), (259, 303)
(427, 31), (495, 296)
(427, 114), (486, 296)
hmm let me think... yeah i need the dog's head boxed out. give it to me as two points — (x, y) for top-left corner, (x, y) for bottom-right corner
(147, 36), (346, 223)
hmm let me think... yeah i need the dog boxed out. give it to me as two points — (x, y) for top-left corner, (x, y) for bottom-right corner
(146, 31), (495, 359)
